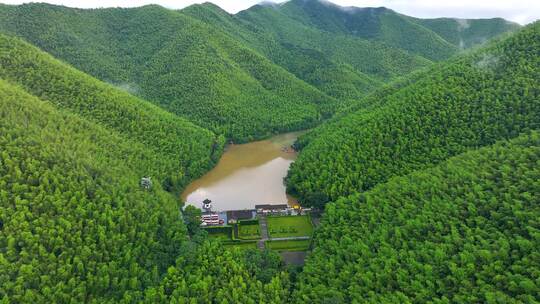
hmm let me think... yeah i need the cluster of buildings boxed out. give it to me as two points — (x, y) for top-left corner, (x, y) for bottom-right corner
(199, 200), (310, 226)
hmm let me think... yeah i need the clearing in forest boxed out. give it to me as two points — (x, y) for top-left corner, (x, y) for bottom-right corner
(267, 215), (314, 238)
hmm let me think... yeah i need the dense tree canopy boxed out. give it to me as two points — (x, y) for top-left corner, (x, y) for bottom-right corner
(0, 1), (517, 141)
(0, 56), (289, 304)
(208, 0), (515, 82)
(143, 243), (290, 304)
(294, 132), (540, 303)
(0, 79), (189, 302)
(0, 34), (222, 192)
(415, 17), (520, 49)
(287, 21), (540, 204)
(0, 2), (536, 303)
(0, 3), (334, 142)
(276, 0), (458, 61)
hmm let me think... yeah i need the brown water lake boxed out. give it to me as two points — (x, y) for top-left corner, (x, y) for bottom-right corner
(181, 131), (302, 211)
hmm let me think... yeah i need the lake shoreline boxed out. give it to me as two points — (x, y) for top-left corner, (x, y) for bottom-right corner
(181, 131), (306, 211)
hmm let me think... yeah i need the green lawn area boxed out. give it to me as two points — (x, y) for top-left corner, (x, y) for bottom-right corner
(267, 215), (313, 238)
(224, 241), (258, 250)
(238, 222), (261, 240)
(206, 231), (230, 240)
(266, 239), (311, 252)
(204, 226), (232, 241)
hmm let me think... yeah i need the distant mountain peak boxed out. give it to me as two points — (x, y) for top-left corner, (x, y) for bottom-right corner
(185, 2), (231, 15)
(198, 2), (226, 10)
(258, 1), (283, 9)
(286, 0), (391, 14)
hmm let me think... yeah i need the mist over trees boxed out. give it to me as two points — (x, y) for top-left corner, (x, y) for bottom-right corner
(0, 1), (536, 302)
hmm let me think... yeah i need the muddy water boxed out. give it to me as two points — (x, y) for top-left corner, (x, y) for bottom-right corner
(181, 132), (303, 211)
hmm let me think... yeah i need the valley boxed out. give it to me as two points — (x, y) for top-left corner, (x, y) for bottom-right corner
(181, 131), (303, 211)
(0, 0), (538, 303)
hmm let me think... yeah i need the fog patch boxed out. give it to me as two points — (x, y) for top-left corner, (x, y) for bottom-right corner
(339, 5), (365, 14)
(317, 0), (339, 9)
(259, 1), (281, 9)
(315, 0), (354, 13)
(318, 0), (384, 15)
(475, 53), (500, 71)
(474, 36), (488, 45)
(115, 82), (139, 95)
(455, 18), (470, 31)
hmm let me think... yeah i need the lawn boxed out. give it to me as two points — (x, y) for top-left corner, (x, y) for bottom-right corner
(204, 226), (232, 241)
(267, 215), (313, 238)
(266, 239), (311, 252)
(238, 222), (261, 240)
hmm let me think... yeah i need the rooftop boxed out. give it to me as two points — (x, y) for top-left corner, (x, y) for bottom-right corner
(255, 204), (289, 210)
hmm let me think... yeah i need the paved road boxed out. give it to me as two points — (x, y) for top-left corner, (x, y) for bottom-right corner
(257, 215), (269, 249)
(269, 236), (311, 241)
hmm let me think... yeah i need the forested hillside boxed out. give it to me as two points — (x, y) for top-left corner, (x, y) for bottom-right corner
(184, 0), (517, 106)
(0, 1), (536, 303)
(0, 3), (333, 142)
(0, 78), (191, 302)
(0, 34), (221, 192)
(143, 243), (291, 303)
(278, 0), (457, 61)
(294, 132), (540, 303)
(0, 78), (291, 303)
(0, 33), (292, 303)
(0, 1), (518, 141)
(287, 21), (540, 203)
(277, 0), (518, 56)
(416, 17), (521, 49)
(183, 2), (385, 102)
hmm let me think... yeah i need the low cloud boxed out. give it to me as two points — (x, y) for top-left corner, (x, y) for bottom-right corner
(114, 82), (139, 95)
(456, 19), (470, 31)
(475, 53), (500, 71)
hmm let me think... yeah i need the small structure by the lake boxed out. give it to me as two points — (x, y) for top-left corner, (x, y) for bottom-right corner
(199, 203), (310, 227)
(256, 203), (300, 216)
(226, 209), (256, 224)
(198, 201), (317, 264)
(200, 200), (225, 226)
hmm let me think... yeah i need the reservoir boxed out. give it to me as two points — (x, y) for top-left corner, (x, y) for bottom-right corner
(181, 131), (302, 211)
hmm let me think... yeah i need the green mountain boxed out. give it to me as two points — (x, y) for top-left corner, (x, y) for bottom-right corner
(0, 33), (290, 303)
(236, 4), (433, 83)
(294, 131), (540, 303)
(278, 0), (457, 61)
(0, 34), (222, 193)
(0, 77), (189, 302)
(0, 2), (535, 303)
(0, 3), (333, 142)
(182, 2), (385, 102)
(0, 1), (518, 142)
(183, 0), (518, 105)
(278, 0), (519, 56)
(416, 17), (521, 49)
(286, 21), (540, 203)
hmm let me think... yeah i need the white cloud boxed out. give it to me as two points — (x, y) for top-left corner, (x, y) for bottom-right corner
(1, 0), (538, 24)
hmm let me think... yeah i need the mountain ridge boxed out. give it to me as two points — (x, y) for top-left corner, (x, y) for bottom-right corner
(0, 3), (536, 303)
(0, 2), (334, 142)
(286, 21), (539, 203)
(0, 1), (519, 141)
